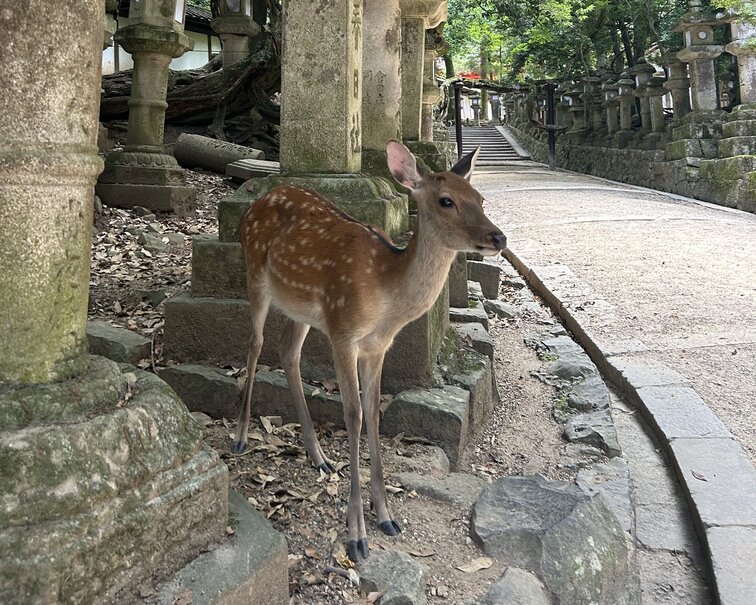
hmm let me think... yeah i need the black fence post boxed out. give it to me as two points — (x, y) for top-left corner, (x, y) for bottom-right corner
(454, 82), (463, 159)
(545, 82), (557, 170)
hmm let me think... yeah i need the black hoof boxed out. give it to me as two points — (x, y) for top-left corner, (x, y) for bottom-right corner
(346, 539), (369, 562)
(316, 461), (336, 474)
(230, 440), (247, 455)
(379, 519), (402, 536)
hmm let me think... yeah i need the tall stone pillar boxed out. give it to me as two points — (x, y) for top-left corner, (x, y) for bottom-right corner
(421, 27), (443, 142)
(0, 2), (232, 602)
(401, 16), (426, 141)
(662, 53), (692, 122)
(211, 1), (261, 66)
(96, 0), (197, 212)
(603, 81), (620, 138)
(556, 84), (572, 129)
(725, 18), (756, 107)
(646, 76), (669, 148)
(362, 0), (403, 176)
(582, 76), (602, 134)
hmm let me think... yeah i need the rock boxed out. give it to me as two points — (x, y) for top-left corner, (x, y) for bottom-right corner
(190, 411), (214, 427)
(159, 364), (239, 419)
(395, 472), (487, 508)
(540, 335), (581, 356)
(87, 320), (151, 365)
(476, 567), (550, 605)
(163, 232), (185, 244)
(132, 205), (152, 217)
(382, 386), (470, 465)
(137, 231), (168, 254)
(359, 549), (429, 605)
(567, 374), (611, 411)
(394, 446), (450, 476)
(559, 443), (606, 471)
(577, 458), (634, 533)
(449, 299), (489, 330)
(453, 322), (494, 360)
(483, 299), (520, 320)
(468, 260), (501, 299)
(471, 475), (633, 605)
(564, 410), (622, 457)
(544, 350), (598, 382)
(93, 195), (103, 215)
(135, 288), (166, 308)
(449, 252), (469, 307)
(502, 276), (527, 290)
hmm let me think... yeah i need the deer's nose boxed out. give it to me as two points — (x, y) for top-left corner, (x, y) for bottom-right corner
(490, 232), (507, 250)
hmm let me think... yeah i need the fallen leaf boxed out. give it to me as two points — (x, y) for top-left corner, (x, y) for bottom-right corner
(304, 546), (321, 559)
(225, 526), (235, 536)
(326, 483), (339, 497)
(456, 556), (494, 573)
(172, 589), (192, 605)
(366, 590), (386, 603)
(347, 568), (360, 585)
(692, 470), (708, 482)
(260, 416), (274, 434)
(409, 547), (437, 558)
(385, 484), (404, 494)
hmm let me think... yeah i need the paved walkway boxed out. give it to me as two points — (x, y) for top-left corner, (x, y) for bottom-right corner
(474, 161), (756, 604)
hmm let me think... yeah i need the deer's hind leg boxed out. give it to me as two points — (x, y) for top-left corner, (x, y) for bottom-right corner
(279, 318), (335, 473)
(232, 286), (271, 454)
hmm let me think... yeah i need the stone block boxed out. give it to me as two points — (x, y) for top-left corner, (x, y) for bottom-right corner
(226, 158), (281, 181)
(87, 320), (151, 365)
(163, 287), (448, 394)
(545, 350), (598, 382)
(153, 491), (289, 605)
(449, 252), (468, 307)
(174, 133), (265, 174)
(665, 138), (718, 161)
(0, 370), (229, 605)
(634, 385), (731, 442)
(668, 437), (756, 528)
(359, 549), (429, 605)
(452, 322), (493, 360)
(218, 174), (409, 241)
(159, 364), (239, 420)
(95, 182), (197, 213)
(449, 299), (489, 330)
(567, 374), (611, 412)
(394, 472), (487, 509)
(721, 119), (756, 138)
(468, 259), (501, 299)
(717, 135), (756, 158)
(382, 386), (470, 465)
(191, 236), (247, 299)
(606, 357), (689, 390)
(449, 349), (497, 433)
(471, 475), (633, 605)
(576, 458), (634, 534)
(706, 526), (756, 605)
(483, 299), (521, 320)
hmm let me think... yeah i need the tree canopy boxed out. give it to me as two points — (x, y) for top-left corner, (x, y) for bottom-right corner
(444, 0), (748, 83)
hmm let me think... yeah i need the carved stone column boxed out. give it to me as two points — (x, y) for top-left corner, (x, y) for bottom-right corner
(725, 18), (756, 106)
(603, 82), (620, 138)
(646, 75), (669, 148)
(0, 2), (229, 601)
(96, 0), (196, 212)
(631, 59), (656, 133)
(615, 73), (636, 148)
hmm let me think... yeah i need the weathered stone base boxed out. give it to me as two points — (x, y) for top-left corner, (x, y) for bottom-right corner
(96, 182), (197, 213)
(163, 283), (449, 394)
(154, 491), (288, 605)
(506, 123), (756, 213)
(0, 359), (229, 604)
(404, 140), (456, 173)
(218, 173), (409, 240)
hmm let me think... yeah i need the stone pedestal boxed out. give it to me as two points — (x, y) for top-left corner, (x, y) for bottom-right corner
(362, 0), (403, 176)
(0, 3), (232, 602)
(604, 97), (620, 138)
(97, 19), (196, 212)
(211, 13), (260, 66)
(631, 60), (656, 134)
(644, 76), (669, 149)
(565, 100), (588, 143)
(615, 75), (636, 148)
(725, 20), (756, 106)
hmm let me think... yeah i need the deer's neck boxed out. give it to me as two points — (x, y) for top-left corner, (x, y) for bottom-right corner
(387, 219), (456, 318)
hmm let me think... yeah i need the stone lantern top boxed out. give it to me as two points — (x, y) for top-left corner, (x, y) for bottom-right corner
(616, 72), (635, 96)
(211, 0), (260, 37)
(400, 0), (447, 27)
(630, 58), (656, 84)
(116, 0), (194, 57)
(127, 0), (188, 32)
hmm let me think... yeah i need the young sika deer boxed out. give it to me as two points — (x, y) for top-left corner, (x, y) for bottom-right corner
(233, 140), (505, 561)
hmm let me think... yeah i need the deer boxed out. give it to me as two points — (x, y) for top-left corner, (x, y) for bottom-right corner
(232, 140), (505, 561)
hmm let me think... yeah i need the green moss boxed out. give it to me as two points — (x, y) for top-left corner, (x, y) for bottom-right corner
(553, 391), (571, 423)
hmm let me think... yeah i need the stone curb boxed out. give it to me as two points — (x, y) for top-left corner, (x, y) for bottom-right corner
(504, 247), (756, 605)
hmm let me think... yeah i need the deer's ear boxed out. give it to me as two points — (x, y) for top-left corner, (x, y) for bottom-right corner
(450, 146), (480, 181)
(386, 139), (425, 190)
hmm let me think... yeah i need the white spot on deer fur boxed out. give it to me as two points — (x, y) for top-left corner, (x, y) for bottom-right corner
(337, 296), (346, 308)
(285, 201), (293, 209)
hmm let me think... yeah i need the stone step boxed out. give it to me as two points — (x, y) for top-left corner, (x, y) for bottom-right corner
(722, 119), (756, 139)
(717, 135), (756, 158)
(665, 138), (718, 161)
(163, 287), (449, 394)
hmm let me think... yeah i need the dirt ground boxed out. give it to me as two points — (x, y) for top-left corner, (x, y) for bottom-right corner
(89, 168), (607, 604)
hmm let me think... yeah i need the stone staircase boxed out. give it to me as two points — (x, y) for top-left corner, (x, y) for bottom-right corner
(449, 126), (529, 165)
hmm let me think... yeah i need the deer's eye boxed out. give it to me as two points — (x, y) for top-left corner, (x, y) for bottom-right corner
(438, 197), (455, 208)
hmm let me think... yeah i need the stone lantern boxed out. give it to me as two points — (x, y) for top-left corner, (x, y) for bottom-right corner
(566, 84), (587, 140)
(211, 0), (260, 66)
(630, 59), (656, 133)
(646, 74), (669, 148)
(556, 83), (572, 129)
(97, 0), (196, 212)
(723, 15), (756, 108)
(471, 94), (481, 126)
(602, 80), (620, 138)
(661, 52), (692, 123)
(582, 75), (602, 134)
(615, 72), (636, 147)
(673, 0), (725, 113)
(491, 93), (501, 124)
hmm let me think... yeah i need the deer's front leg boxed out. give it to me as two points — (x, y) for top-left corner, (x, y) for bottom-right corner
(359, 351), (401, 536)
(332, 341), (369, 562)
